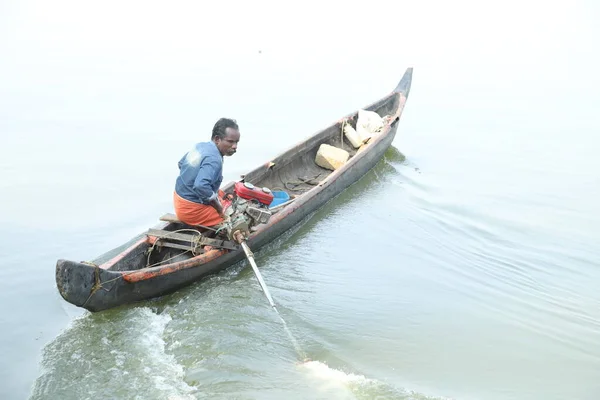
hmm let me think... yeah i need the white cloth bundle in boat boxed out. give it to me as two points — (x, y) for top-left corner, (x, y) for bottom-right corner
(356, 109), (387, 142)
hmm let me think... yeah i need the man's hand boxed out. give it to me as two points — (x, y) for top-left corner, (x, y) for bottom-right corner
(210, 197), (224, 216)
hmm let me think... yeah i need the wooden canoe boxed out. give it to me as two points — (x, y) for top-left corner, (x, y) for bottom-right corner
(56, 68), (413, 312)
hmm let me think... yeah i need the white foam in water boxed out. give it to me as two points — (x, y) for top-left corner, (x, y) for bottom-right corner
(297, 360), (448, 400)
(298, 360), (379, 399)
(135, 308), (196, 400)
(300, 360), (371, 385)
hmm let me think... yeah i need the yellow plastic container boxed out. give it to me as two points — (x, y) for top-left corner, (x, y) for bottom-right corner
(344, 124), (364, 148)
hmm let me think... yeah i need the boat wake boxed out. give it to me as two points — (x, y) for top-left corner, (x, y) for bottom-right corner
(298, 360), (451, 400)
(29, 307), (195, 400)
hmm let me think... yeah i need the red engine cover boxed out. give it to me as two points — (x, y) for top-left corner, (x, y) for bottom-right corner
(234, 181), (274, 205)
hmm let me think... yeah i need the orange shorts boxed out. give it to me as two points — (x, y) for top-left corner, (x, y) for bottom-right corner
(173, 190), (225, 227)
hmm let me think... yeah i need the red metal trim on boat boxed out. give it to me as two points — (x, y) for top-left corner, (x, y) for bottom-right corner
(122, 248), (228, 282)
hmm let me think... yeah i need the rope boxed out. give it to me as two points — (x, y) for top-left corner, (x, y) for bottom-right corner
(213, 225), (227, 236)
(81, 228), (215, 306)
(82, 264), (111, 307)
(284, 173), (323, 191)
(145, 228), (207, 266)
(147, 248), (195, 268)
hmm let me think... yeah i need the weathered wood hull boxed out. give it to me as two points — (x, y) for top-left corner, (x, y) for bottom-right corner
(56, 68), (413, 312)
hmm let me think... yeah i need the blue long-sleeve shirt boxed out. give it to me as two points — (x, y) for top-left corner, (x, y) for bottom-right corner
(175, 141), (223, 204)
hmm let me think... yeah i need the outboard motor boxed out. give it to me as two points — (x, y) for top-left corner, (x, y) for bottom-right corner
(223, 182), (274, 242)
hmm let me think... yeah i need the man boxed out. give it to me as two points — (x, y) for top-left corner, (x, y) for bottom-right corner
(173, 118), (240, 227)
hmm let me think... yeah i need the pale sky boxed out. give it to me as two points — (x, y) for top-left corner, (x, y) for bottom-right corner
(1, 0), (595, 75)
(0, 0), (597, 228)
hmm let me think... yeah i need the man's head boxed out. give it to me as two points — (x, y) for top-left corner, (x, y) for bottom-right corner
(211, 118), (240, 157)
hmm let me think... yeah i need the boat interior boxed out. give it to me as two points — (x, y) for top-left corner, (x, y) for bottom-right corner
(241, 92), (400, 198)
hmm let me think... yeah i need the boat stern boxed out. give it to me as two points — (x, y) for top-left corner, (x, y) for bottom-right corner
(55, 259), (105, 310)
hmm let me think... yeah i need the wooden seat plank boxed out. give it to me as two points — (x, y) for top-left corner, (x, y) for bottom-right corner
(146, 229), (239, 251)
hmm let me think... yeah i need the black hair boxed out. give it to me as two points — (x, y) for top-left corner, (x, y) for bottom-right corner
(211, 118), (239, 140)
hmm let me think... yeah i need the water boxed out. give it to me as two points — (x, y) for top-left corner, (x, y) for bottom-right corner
(1, 0), (600, 399)
(238, 240), (309, 362)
